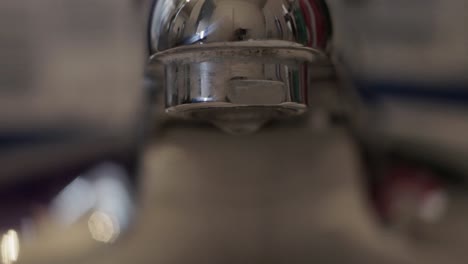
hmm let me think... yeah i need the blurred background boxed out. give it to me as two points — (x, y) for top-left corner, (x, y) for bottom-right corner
(0, 0), (467, 263)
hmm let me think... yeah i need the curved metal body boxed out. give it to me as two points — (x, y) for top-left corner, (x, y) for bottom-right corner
(149, 0), (331, 52)
(148, 0), (332, 133)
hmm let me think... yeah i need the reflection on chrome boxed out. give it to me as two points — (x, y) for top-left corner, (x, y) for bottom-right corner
(150, 0), (331, 52)
(1, 230), (19, 264)
(148, 0), (333, 134)
(88, 211), (120, 244)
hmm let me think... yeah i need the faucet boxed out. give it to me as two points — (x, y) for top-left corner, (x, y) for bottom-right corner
(147, 0), (333, 134)
(137, 1), (394, 263)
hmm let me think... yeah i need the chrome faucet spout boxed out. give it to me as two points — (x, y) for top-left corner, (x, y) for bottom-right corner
(148, 0), (332, 134)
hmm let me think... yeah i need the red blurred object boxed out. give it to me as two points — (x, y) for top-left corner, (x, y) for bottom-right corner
(375, 165), (446, 225)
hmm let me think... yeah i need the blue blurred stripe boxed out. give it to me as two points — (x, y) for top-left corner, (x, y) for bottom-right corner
(0, 130), (78, 151)
(355, 80), (468, 106)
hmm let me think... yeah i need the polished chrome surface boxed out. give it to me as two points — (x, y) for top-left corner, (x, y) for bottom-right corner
(149, 0), (331, 52)
(148, 0), (332, 133)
